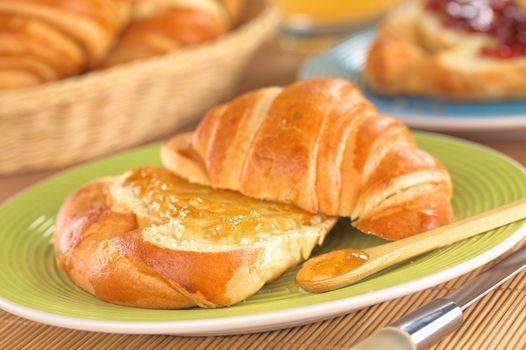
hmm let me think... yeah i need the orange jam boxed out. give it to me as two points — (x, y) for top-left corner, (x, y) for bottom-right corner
(122, 167), (319, 243)
(307, 248), (369, 281)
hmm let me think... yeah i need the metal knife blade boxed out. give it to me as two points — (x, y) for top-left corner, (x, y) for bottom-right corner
(447, 244), (526, 310)
(350, 243), (526, 350)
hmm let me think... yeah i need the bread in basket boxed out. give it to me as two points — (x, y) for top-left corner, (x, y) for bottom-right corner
(0, 0), (279, 175)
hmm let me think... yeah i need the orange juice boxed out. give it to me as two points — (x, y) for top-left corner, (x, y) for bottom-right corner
(276, 0), (402, 25)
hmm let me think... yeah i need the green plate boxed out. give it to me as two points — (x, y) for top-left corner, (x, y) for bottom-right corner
(0, 132), (525, 335)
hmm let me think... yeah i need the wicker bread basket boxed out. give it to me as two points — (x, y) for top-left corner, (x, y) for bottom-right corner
(0, 0), (280, 175)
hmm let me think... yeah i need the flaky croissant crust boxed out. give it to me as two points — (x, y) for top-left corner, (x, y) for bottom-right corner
(0, 0), (241, 88)
(162, 79), (454, 240)
(0, 0), (132, 88)
(99, 0), (231, 67)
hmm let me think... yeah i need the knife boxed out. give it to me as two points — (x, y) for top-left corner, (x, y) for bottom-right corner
(350, 243), (526, 350)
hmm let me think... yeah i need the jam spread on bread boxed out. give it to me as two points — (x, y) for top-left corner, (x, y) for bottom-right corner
(123, 167), (319, 243)
(425, 0), (526, 58)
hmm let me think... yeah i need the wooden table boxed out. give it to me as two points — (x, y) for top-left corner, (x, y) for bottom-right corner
(1, 42), (526, 350)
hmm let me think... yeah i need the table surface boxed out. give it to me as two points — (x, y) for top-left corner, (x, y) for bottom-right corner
(1, 42), (526, 350)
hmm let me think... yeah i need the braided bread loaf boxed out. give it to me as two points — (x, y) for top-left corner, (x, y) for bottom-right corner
(162, 79), (454, 240)
(0, 0), (131, 89)
(54, 167), (335, 308)
(365, 0), (526, 100)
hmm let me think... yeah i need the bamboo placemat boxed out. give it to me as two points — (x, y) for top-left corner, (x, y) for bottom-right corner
(1, 239), (526, 350)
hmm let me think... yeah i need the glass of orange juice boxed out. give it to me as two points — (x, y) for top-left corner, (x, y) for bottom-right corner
(275, 0), (402, 51)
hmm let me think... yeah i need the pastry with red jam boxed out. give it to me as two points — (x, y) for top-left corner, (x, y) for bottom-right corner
(365, 0), (526, 100)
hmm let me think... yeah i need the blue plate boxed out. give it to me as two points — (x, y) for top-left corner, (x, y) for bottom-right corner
(300, 28), (526, 132)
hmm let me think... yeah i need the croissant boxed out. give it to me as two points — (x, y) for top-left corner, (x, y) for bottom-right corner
(54, 167), (335, 308)
(99, 0), (232, 68)
(365, 0), (526, 101)
(0, 0), (131, 89)
(162, 79), (454, 240)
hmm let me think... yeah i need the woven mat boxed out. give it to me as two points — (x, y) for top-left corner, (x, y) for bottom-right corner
(2, 239), (526, 350)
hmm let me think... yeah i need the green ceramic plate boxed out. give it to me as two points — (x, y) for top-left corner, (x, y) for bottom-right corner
(0, 132), (525, 335)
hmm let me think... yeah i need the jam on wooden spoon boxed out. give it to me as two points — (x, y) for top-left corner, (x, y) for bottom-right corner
(297, 198), (526, 293)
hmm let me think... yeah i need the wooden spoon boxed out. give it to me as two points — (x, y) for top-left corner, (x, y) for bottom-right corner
(296, 198), (526, 293)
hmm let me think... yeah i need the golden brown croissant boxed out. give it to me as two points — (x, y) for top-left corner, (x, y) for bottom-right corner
(54, 167), (335, 308)
(365, 0), (526, 100)
(0, 0), (131, 89)
(99, 0), (231, 68)
(162, 79), (454, 240)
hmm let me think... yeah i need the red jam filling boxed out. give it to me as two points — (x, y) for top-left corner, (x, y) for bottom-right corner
(425, 0), (526, 59)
